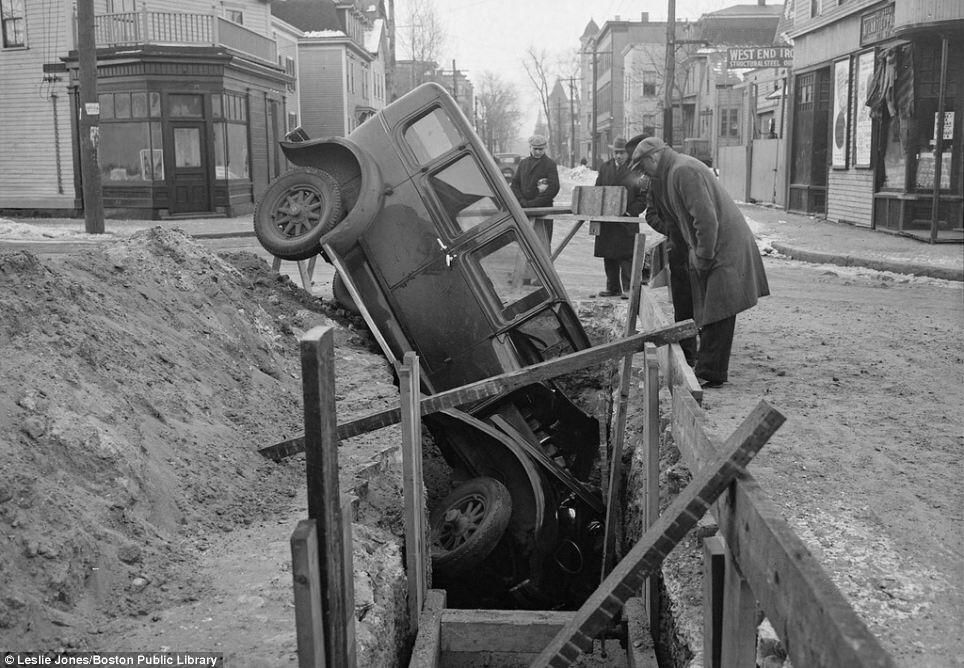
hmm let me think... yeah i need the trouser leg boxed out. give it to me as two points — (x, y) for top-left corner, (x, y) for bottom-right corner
(603, 258), (622, 293)
(619, 259), (632, 292)
(694, 315), (736, 383)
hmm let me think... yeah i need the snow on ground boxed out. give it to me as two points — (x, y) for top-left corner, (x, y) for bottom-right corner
(0, 218), (123, 241)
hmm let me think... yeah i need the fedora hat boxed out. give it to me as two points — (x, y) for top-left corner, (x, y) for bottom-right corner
(609, 137), (628, 151)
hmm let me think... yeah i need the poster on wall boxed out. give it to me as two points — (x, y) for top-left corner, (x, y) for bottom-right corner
(832, 58), (851, 168)
(854, 51), (875, 167)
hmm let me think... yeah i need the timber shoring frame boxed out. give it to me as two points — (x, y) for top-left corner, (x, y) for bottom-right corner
(637, 284), (897, 668)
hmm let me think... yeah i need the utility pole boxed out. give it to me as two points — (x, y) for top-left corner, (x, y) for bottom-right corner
(77, 0), (104, 233)
(591, 44), (598, 169)
(563, 77), (578, 167)
(664, 0), (676, 145)
(451, 59), (457, 101)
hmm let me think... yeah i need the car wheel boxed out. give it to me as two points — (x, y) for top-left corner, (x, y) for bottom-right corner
(331, 272), (360, 314)
(254, 168), (343, 261)
(431, 477), (512, 578)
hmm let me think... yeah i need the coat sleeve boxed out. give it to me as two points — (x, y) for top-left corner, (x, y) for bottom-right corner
(644, 189), (668, 234)
(626, 181), (647, 217)
(675, 166), (719, 260)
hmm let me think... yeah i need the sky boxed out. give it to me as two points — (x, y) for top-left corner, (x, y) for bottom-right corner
(393, 0), (758, 146)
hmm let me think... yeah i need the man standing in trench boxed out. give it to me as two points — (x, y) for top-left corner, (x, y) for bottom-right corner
(630, 137), (769, 388)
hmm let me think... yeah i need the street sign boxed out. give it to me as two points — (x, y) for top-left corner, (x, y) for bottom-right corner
(726, 46), (793, 69)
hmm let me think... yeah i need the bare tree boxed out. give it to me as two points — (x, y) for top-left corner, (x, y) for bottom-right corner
(397, 0), (446, 88)
(522, 46), (554, 144)
(475, 72), (521, 153)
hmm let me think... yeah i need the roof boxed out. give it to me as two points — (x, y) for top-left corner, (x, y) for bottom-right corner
(703, 3), (784, 17)
(581, 19), (599, 39)
(271, 0), (341, 32)
(698, 4), (782, 46)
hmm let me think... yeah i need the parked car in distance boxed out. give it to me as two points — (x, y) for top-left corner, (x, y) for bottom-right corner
(254, 83), (603, 608)
(494, 152), (522, 183)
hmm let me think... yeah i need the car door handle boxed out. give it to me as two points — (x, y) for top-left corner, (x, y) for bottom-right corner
(437, 238), (457, 267)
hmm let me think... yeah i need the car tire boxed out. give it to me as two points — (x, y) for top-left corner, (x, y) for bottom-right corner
(430, 477), (512, 578)
(331, 272), (360, 314)
(254, 168), (343, 261)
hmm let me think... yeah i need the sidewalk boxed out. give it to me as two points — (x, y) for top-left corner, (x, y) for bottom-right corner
(1, 204), (961, 281)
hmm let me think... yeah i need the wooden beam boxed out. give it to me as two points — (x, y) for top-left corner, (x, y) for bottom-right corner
(642, 352), (660, 631)
(259, 320), (698, 460)
(400, 352), (428, 633)
(550, 219), (585, 261)
(637, 286), (702, 403)
(291, 519), (326, 668)
(702, 535), (725, 668)
(602, 233), (647, 577)
(300, 327), (356, 668)
(531, 400), (785, 667)
(440, 608), (575, 653)
(671, 392), (898, 668)
(720, 536), (759, 667)
(409, 590), (447, 668)
(624, 597), (659, 668)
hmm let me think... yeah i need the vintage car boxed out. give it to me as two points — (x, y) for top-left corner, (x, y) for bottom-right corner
(254, 83), (603, 607)
(493, 152), (522, 184)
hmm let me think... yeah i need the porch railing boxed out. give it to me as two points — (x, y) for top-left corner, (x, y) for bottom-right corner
(89, 8), (276, 66)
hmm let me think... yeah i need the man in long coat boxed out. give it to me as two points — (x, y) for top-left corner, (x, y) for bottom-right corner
(630, 137), (769, 387)
(592, 136), (647, 297)
(511, 134), (560, 246)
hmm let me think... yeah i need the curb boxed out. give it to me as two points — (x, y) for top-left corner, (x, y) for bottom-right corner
(771, 242), (964, 282)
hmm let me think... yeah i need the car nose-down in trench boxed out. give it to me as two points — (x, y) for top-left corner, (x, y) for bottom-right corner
(254, 83), (605, 608)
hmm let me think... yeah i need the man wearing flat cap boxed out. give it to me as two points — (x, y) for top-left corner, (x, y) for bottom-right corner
(631, 137), (769, 388)
(591, 135), (648, 298)
(511, 135), (560, 209)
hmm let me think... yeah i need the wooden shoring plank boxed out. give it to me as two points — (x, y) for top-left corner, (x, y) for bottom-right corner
(642, 352), (660, 630)
(702, 535), (725, 668)
(271, 256), (282, 272)
(408, 589), (447, 668)
(624, 597), (659, 668)
(671, 392), (897, 668)
(637, 286), (702, 404)
(300, 326), (356, 668)
(720, 536), (758, 667)
(440, 608), (575, 654)
(259, 320), (698, 460)
(291, 519), (326, 668)
(296, 256), (317, 291)
(602, 233), (647, 577)
(400, 352), (428, 633)
(550, 219), (585, 261)
(531, 400), (785, 667)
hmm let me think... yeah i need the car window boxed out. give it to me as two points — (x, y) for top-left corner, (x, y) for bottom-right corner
(428, 155), (506, 232)
(404, 107), (462, 164)
(474, 231), (549, 321)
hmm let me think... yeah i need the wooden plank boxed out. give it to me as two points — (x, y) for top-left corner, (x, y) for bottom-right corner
(271, 255), (282, 272)
(296, 256), (317, 291)
(720, 536), (758, 667)
(440, 608), (575, 653)
(602, 233), (647, 577)
(671, 392), (898, 668)
(291, 519), (326, 668)
(300, 327), (356, 668)
(642, 352), (660, 631)
(549, 214), (644, 224)
(549, 219), (584, 261)
(702, 535), (725, 668)
(637, 287), (702, 404)
(400, 352), (428, 633)
(531, 401), (785, 667)
(409, 589), (447, 668)
(259, 320), (698, 460)
(624, 597), (659, 668)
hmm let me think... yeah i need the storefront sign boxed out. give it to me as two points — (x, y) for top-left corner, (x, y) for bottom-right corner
(832, 59), (850, 168)
(726, 46), (793, 69)
(854, 51), (875, 167)
(860, 3), (895, 47)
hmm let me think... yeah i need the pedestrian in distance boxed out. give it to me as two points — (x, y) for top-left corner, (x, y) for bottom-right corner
(630, 137), (769, 388)
(591, 136), (647, 299)
(511, 134), (560, 209)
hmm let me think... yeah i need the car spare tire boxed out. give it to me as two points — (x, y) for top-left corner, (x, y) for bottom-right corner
(430, 477), (512, 578)
(254, 168), (343, 261)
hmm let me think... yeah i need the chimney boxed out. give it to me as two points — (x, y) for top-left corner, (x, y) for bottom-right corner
(640, 12), (649, 22)
(615, 15), (621, 21)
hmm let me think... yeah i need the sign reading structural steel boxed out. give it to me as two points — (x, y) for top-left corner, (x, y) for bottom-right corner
(726, 46), (793, 69)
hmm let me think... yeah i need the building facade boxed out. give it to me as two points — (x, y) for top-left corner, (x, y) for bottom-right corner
(786, 0), (962, 240)
(0, 0), (290, 219)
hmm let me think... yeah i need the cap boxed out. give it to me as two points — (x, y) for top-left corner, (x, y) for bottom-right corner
(528, 135), (547, 148)
(609, 137), (628, 151)
(629, 137), (667, 170)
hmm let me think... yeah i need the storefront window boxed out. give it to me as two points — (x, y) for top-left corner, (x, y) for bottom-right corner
(213, 91), (249, 180)
(168, 94), (203, 118)
(98, 122), (162, 182)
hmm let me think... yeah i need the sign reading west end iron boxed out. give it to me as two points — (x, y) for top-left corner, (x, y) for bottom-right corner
(726, 46), (793, 69)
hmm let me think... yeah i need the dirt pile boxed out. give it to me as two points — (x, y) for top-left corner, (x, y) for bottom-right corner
(0, 228), (403, 655)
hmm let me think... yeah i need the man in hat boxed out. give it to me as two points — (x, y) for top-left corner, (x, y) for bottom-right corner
(630, 137), (769, 388)
(591, 136), (648, 298)
(511, 135), (560, 209)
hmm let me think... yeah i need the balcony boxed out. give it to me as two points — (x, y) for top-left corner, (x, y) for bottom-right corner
(88, 9), (276, 66)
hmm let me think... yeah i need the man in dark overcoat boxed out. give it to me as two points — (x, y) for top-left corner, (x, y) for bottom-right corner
(631, 137), (769, 387)
(592, 137), (647, 297)
(511, 134), (560, 208)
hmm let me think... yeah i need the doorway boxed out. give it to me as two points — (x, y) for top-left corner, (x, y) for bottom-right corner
(170, 122), (211, 214)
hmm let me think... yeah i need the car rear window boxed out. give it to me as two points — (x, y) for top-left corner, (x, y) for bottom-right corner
(405, 107), (463, 164)
(428, 155), (506, 233)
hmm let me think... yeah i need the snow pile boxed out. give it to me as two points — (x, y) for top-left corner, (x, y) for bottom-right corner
(0, 218), (121, 241)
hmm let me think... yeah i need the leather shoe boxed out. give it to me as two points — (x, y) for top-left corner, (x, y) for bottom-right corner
(597, 290), (621, 297)
(698, 377), (725, 389)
